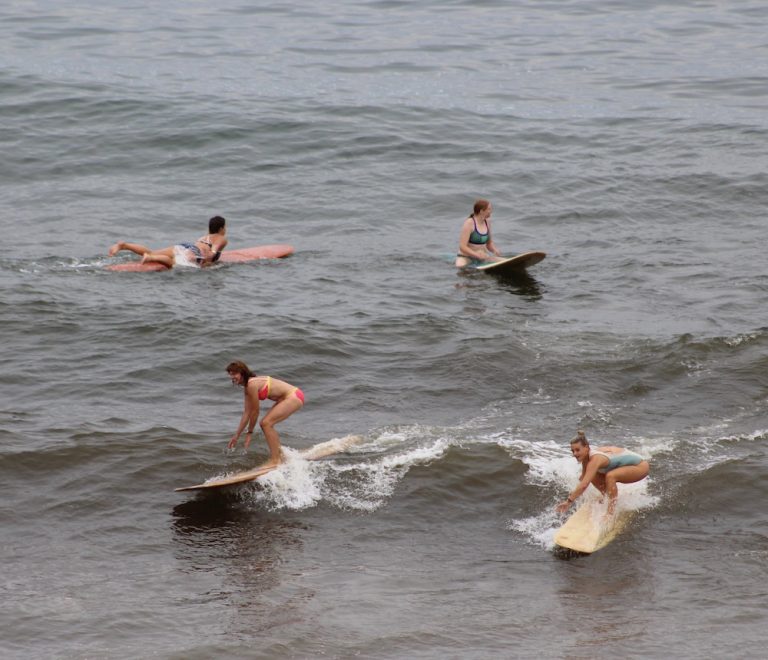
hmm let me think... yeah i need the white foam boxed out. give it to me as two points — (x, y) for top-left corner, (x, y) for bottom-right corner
(233, 424), (672, 520)
(320, 432), (453, 511)
(720, 428), (768, 443)
(724, 332), (757, 347)
(236, 430), (454, 512)
(511, 509), (564, 550)
(500, 435), (578, 488)
(239, 447), (324, 511)
(510, 483), (658, 551)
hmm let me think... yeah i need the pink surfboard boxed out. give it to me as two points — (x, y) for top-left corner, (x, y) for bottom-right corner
(106, 244), (294, 272)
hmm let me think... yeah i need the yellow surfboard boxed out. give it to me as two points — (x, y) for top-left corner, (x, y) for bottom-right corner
(554, 499), (635, 554)
(175, 434), (362, 492)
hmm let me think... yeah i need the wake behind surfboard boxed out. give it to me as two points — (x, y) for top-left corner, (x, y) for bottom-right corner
(175, 434), (362, 492)
(107, 244), (294, 272)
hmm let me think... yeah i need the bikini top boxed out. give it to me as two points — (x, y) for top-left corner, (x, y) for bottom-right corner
(197, 235), (222, 262)
(468, 216), (489, 245)
(257, 376), (271, 401)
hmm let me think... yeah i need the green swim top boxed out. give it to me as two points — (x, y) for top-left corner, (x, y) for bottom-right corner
(468, 216), (489, 245)
(592, 448), (644, 474)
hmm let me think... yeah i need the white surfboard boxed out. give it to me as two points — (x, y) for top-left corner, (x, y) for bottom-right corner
(554, 498), (634, 554)
(175, 434), (362, 492)
(475, 251), (546, 275)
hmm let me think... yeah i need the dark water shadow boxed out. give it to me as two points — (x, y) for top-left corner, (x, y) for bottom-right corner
(170, 495), (313, 635)
(552, 545), (590, 561)
(489, 270), (544, 299)
(454, 266), (543, 299)
(171, 494), (307, 578)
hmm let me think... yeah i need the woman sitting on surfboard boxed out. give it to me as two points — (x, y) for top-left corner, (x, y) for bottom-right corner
(455, 199), (503, 268)
(225, 361), (305, 469)
(108, 215), (228, 268)
(555, 431), (649, 515)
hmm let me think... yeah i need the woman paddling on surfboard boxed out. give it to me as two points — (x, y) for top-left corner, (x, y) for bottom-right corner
(225, 361), (305, 469)
(108, 215), (228, 268)
(455, 199), (504, 268)
(555, 431), (649, 515)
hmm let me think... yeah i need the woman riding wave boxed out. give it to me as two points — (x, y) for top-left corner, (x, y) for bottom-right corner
(225, 361), (305, 469)
(555, 430), (649, 515)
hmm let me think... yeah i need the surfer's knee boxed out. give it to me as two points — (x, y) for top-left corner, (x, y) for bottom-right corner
(591, 474), (606, 492)
(604, 474), (621, 496)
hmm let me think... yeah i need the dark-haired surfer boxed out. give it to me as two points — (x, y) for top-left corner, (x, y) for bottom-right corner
(225, 361), (305, 469)
(108, 215), (228, 268)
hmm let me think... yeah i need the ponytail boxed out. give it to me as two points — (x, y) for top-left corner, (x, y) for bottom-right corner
(570, 430), (589, 446)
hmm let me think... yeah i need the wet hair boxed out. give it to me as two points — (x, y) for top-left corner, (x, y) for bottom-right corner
(226, 361), (254, 388)
(570, 430), (589, 447)
(471, 199), (491, 217)
(209, 215), (226, 233)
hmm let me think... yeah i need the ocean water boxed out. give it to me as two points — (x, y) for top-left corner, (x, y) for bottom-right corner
(2, 1), (767, 658)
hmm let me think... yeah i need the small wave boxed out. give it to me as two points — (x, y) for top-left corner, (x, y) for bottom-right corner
(230, 427), (456, 512)
(239, 450), (325, 511)
(226, 421), (680, 516)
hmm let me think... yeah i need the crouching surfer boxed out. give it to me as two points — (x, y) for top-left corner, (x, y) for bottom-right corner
(555, 430), (649, 515)
(225, 361), (305, 469)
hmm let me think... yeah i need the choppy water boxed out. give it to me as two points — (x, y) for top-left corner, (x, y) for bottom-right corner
(2, 1), (767, 658)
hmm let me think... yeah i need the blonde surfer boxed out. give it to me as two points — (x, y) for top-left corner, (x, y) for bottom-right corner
(556, 431), (649, 515)
(225, 361), (305, 469)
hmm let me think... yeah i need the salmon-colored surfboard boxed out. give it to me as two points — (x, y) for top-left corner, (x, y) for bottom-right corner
(106, 244), (294, 272)
(175, 434), (362, 492)
(219, 245), (294, 263)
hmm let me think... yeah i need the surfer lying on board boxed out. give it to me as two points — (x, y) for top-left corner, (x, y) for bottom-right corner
(455, 198), (504, 268)
(225, 361), (305, 469)
(107, 215), (228, 268)
(555, 431), (649, 515)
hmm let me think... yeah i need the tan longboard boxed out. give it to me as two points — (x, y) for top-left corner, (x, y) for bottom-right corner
(554, 499), (635, 554)
(175, 434), (362, 492)
(475, 251), (546, 275)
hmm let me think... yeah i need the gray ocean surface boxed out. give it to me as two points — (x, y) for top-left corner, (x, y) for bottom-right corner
(2, 1), (767, 658)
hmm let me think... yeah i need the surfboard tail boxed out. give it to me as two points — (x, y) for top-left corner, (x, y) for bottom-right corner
(299, 434), (363, 460)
